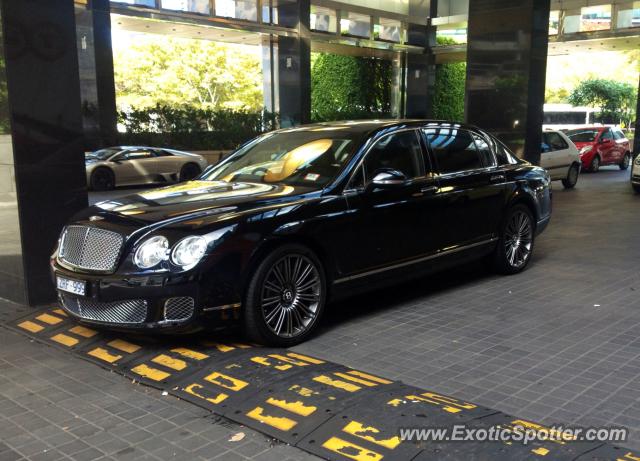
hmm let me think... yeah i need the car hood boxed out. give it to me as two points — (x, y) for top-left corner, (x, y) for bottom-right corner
(571, 141), (595, 149)
(81, 180), (319, 230)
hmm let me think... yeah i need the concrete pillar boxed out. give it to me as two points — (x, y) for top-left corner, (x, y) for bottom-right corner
(465, 0), (551, 165)
(0, 0), (87, 305)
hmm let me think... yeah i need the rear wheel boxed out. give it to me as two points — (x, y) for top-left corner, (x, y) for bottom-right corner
(179, 163), (201, 182)
(561, 164), (579, 189)
(590, 155), (600, 172)
(491, 205), (535, 275)
(90, 168), (115, 191)
(243, 244), (327, 346)
(620, 153), (631, 170)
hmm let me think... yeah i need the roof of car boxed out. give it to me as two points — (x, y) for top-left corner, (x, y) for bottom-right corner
(277, 119), (480, 136)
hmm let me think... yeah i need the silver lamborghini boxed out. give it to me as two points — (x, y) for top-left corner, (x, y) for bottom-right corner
(85, 146), (208, 190)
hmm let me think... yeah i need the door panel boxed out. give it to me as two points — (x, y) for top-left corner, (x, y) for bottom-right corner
(424, 127), (505, 247)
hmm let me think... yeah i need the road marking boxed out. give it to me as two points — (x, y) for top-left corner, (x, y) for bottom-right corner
(69, 325), (98, 338)
(322, 436), (383, 461)
(313, 375), (361, 392)
(184, 383), (228, 404)
(266, 397), (317, 416)
(346, 370), (392, 384)
(88, 348), (121, 364)
(36, 313), (63, 325)
(51, 333), (79, 347)
(52, 309), (67, 316)
(532, 447), (550, 456)
(342, 421), (401, 449)
(333, 372), (378, 387)
(246, 406), (297, 431)
(204, 372), (249, 391)
(18, 321), (44, 333)
(131, 364), (171, 381)
(286, 352), (325, 364)
(108, 339), (141, 354)
(171, 348), (208, 361)
(152, 354), (187, 371)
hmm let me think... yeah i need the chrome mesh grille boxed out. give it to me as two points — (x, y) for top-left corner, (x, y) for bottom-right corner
(60, 293), (147, 324)
(59, 225), (123, 272)
(164, 297), (195, 321)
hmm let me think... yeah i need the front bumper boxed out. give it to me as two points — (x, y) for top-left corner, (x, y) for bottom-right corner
(50, 259), (236, 333)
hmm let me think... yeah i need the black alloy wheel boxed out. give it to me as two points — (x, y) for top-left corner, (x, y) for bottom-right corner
(90, 168), (115, 191)
(244, 244), (326, 346)
(492, 205), (535, 274)
(620, 153), (631, 171)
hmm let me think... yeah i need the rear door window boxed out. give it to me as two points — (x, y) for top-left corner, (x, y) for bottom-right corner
(542, 132), (569, 152)
(423, 128), (482, 174)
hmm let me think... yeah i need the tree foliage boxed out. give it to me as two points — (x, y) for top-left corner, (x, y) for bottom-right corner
(311, 53), (392, 122)
(568, 78), (637, 126)
(114, 34), (263, 111)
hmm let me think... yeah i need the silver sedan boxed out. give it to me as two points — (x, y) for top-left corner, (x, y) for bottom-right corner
(85, 146), (209, 191)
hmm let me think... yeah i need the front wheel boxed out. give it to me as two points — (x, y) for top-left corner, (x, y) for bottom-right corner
(491, 205), (535, 275)
(243, 244), (327, 346)
(590, 155), (600, 173)
(179, 163), (201, 182)
(90, 168), (115, 191)
(620, 153), (631, 170)
(561, 164), (579, 189)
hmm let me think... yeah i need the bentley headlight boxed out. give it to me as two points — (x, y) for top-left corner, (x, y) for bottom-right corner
(171, 236), (207, 268)
(134, 236), (169, 269)
(580, 146), (593, 155)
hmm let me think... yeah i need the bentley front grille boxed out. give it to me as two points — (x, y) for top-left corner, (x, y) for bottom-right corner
(60, 293), (147, 324)
(164, 297), (195, 321)
(58, 225), (124, 272)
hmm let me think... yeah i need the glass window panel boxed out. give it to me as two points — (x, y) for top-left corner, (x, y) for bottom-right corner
(435, 28), (467, 44)
(340, 11), (370, 38)
(375, 17), (402, 42)
(617, 1), (640, 28)
(216, 0), (258, 21)
(111, 0), (156, 6)
(333, 0), (409, 16)
(423, 128), (481, 174)
(310, 6), (337, 33)
(161, 0), (210, 14)
(580, 5), (611, 32)
(549, 10), (559, 35)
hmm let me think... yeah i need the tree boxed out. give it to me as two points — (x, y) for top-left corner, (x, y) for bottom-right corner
(113, 34), (263, 112)
(568, 78), (637, 126)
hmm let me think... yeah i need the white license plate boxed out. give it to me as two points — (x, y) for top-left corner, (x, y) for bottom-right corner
(56, 276), (86, 296)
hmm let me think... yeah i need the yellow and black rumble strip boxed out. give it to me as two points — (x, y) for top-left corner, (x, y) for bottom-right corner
(7, 306), (639, 461)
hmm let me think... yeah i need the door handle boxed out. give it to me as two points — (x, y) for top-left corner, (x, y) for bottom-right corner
(490, 174), (505, 183)
(420, 186), (438, 194)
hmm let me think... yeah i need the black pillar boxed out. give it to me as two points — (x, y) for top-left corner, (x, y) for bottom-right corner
(405, 1), (435, 118)
(465, 0), (551, 165)
(634, 76), (640, 158)
(276, 0), (311, 126)
(76, 0), (117, 149)
(0, 0), (87, 305)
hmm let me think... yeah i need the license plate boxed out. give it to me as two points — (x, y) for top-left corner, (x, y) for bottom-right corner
(56, 276), (86, 296)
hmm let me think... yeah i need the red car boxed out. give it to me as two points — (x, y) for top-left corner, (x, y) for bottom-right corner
(565, 127), (632, 172)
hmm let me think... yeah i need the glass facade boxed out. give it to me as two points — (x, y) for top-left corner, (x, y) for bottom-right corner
(216, 0), (258, 21)
(161, 0), (210, 14)
(340, 11), (371, 38)
(375, 17), (402, 42)
(580, 5), (611, 32)
(115, 0), (156, 6)
(549, 10), (559, 35)
(310, 5), (337, 33)
(617, 1), (640, 28)
(334, 0), (409, 16)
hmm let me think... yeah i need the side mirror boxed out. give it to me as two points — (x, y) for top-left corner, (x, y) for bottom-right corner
(366, 169), (407, 192)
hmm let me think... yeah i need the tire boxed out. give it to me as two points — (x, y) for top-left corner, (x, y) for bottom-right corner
(620, 153), (631, 170)
(491, 204), (535, 275)
(590, 155), (600, 173)
(90, 168), (115, 191)
(243, 244), (327, 346)
(561, 163), (579, 189)
(179, 163), (201, 182)
(633, 184), (640, 194)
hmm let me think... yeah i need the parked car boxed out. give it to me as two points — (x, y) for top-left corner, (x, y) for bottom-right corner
(85, 146), (208, 191)
(632, 154), (640, 194)
(565, 127), (632, 172)
(540, 130), (581, 189)
(52, 121), (552, 346)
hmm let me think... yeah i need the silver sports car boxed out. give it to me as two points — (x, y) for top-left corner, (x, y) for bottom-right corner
(85, 146), (209, 190)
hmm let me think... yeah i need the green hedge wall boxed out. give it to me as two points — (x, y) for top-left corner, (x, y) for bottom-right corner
(432, 37), (466, 121)
(311, 53), (392, 122)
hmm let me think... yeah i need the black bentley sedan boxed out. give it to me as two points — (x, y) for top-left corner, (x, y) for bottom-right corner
(51, 120), (551, 346)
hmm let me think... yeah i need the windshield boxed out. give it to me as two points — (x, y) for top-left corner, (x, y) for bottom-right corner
(87, 148), (122, 160)
(202, 130), (360, 187)
(566, 129), (599, 143)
